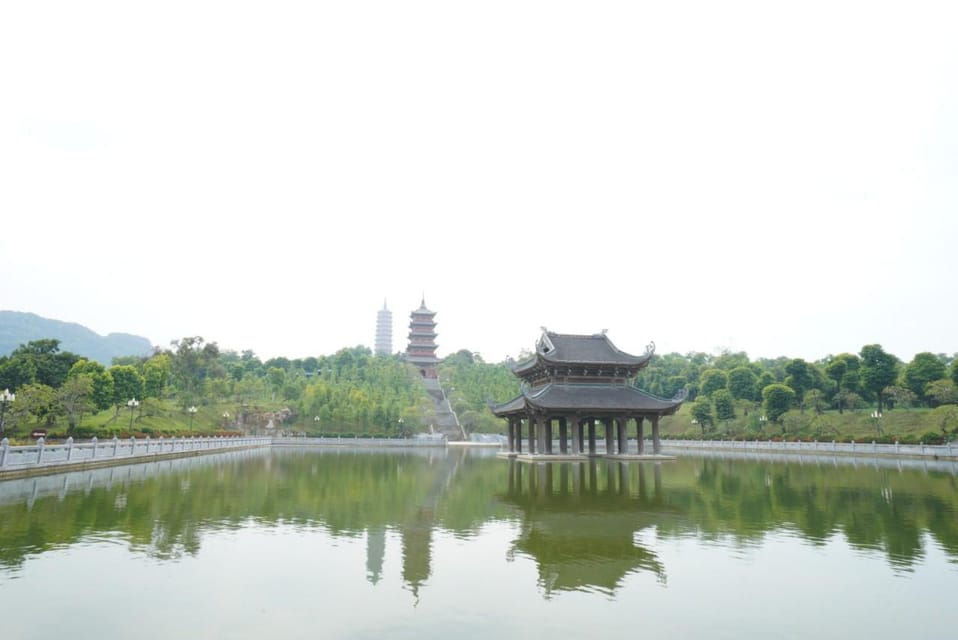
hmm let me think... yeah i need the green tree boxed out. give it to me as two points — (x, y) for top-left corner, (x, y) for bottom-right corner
(883, 385), (917, 410)
(10, 383), (59, 428)
(727, 366), (758, 401)
(691, 396), (713, 434)
(804, 389), (827, 414)
(109, 365), (145, 415)
(267, 367), (286, 401)
(699, 369), (729, 397)
(757, 371), (775, 391)
(784, 359), (815, 414)
(712, 389), (735, 422)
(58, 375), (94, 432)
(825, 354), (860, 413)
(10, 339), (81, 388)
(0, 355), (37, 391)
(925, 379), (958, 406)
(762, 384), (795, 424)
(903, 352), (947, 405)
(69, 360), (114, 411)
(143, 354), (172, 399)
(859, 345), (899, 413)
(169, 337), (222, 405)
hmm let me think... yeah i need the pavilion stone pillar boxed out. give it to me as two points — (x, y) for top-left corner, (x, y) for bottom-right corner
(544, 417), (553, 455)
(636, 417), (645, 454)
(577, 419), (584, 454)
(570, 416), (580, 454)
(536, 415), (547, 455)
(617, 417), (628, 455)
(652, 415), (661, 455)
(559, 417), (568, 454)
(515, 418), (522, 453)
(604, 418), (614, 455)
(588, 419), (597, 454)
(528, 415), (536, 454)
(507, 417), (516, 452)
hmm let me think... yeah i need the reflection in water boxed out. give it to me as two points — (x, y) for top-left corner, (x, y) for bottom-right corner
(1, 447), (957, 601)
(503, 460), (670, 596)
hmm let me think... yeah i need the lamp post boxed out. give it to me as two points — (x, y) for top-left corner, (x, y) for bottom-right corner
(313, 415), (321, 436)
(0, 388), (14, 435)
(871, 411), (883, 437)
(398, 417), (405, 438)
(127, 398), (140, 431)
(188, 405), (198, 435)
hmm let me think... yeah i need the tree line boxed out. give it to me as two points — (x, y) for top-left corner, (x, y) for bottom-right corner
(2, 335), (956, 440)
(633, 345), (958, 438)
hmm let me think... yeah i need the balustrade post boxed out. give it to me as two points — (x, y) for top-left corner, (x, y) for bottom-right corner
(1, 437), (8, 467)
(112, 436), (120, 458)
(66, 436), (74, 461)
(92, 436), (98, 458)
(145, 437), (151, 454)
(130, 436), (136, 456)
(36, 437), (45, 464)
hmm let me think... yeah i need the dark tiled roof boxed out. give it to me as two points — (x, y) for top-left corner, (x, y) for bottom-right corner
(493, 383), (684, 416)
(512, 331), (652, 375)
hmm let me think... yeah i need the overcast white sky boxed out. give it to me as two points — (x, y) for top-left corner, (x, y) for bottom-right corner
(2, 1), (956, 364)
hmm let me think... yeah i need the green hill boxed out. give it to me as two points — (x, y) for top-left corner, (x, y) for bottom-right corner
(0, 310), (152, 364)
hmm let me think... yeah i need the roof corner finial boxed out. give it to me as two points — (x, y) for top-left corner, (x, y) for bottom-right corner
(540, 326), (549, 334)
(600, 328), (608, 335)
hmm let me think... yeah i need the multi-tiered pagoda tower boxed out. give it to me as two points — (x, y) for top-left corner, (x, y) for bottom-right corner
(374, 300), (393, 355)
(406, 298), (439, 379)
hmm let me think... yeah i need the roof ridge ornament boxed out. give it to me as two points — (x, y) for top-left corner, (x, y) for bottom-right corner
(537, 330), (555, 354)
(646, 341), (656, 356)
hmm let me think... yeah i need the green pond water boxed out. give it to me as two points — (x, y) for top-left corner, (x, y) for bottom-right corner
(1, 447), (956, 639)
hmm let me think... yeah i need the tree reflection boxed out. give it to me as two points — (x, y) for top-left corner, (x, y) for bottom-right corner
(1, 448), (957, 598)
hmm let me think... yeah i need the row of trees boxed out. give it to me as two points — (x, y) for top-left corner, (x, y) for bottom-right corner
(0, 338), (436, 437)
(639, 345), (958, 432)
(3, 334), (957, 438)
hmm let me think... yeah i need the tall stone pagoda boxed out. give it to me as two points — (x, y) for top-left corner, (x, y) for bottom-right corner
(406, 297), (439, 379)
(374, 300), (393, 355)
(492, 329), (686, 458)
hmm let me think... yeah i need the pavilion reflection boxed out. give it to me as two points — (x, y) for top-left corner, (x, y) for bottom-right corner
(501, 459), (677, 596)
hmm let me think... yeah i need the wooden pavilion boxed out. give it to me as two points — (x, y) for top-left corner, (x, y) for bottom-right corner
(492, 330), (686, 459)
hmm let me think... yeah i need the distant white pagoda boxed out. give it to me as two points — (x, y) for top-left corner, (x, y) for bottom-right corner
(375, 300), (393, 355)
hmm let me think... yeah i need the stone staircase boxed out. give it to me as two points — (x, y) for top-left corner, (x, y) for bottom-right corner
(423, 378), (465, 441)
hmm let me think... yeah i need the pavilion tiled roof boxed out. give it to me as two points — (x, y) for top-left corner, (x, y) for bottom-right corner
(512, 331), (652, 376)
(492, 383), (686, 417)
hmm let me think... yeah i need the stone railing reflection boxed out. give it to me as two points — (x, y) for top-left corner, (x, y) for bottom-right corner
(0, 435), (271, 473)
(661, 438), (958, 460)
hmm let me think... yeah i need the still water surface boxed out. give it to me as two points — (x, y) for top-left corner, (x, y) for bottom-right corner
(1, 447), (956, 639)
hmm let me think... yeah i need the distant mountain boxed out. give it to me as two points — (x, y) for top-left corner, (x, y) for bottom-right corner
(0, 311), (153, 364)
